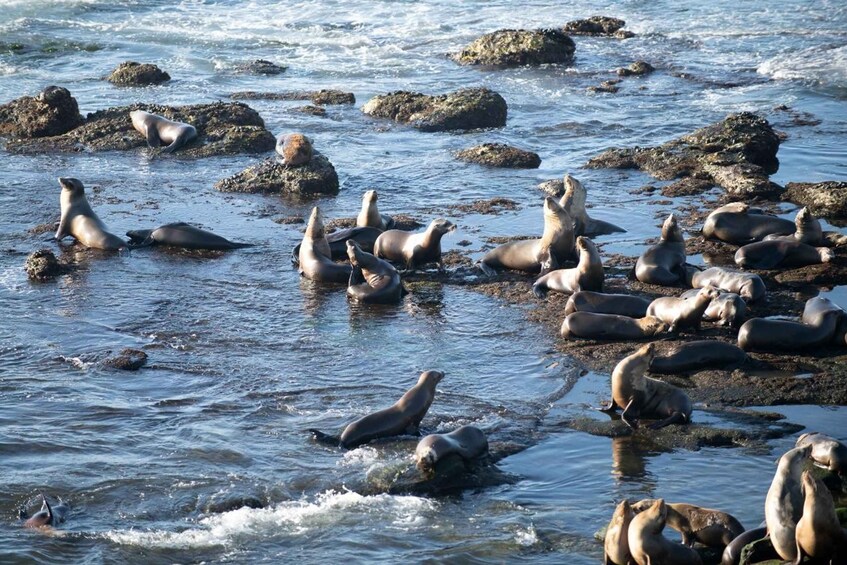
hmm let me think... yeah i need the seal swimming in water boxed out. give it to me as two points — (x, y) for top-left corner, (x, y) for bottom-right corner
(564, 291), (651, 318)
(561, 313), (668, 341)
(796, 432), (847, 476)
(646, 286), (720, 332)
(604, 500), (635, 565)
(20, 494), (70, 528)
(309, 370), (444, 449)
(631, 499), (745, 549)
(126, 222), (253, 250)
(414, 425), (489, 473)
(765, 444), (812, 562)
(532, 236), (603, 298)
(679, 289), (747, 328)
(130, 110), (197, 153)
(559, 174), (626, 236)
(734, 239), (834, 269)
(649, 340), (746, 374)
(737, 297), (841, 352)
(702, 202), (795, 244)
(635, 214), (687, 286)
(763, 206), (823, 245)
(686, 266), (766, 302)
(357, 190), (394, 230)
(54, 177), (126, 251)
(374, 218), (456, 269)
(275, 132), (313, 165)
(794, 469), (847, 563)
(628, 499), (703, 565)
(346, 240), (406, 304)
(298, 207), (352, 283)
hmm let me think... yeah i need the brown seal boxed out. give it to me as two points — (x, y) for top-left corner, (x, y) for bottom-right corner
(126, 222), (253, 250)
(374, 218), (456, 269)
(356, 190), (394, 230)
(632, 499), (745, 549)
(734, 239), (834, 269)
(649, 340), (746, 374)
(737, 296), (841, 352)
(129, 110), (197, 153)
(532, 236), (603, 298)
(55, 178), (126, 250)
(560, 313), (668, 341)
(559, 174), (625, 236)
(763, 206), (823, 245)
(20, 494), (70, 528)
(635, 214), (687, 286)
(796, 432), (847, 475)
(795, 469), (847, 563)
(680, 289), (747, 328)
(298, 207), (352, 283)
(346, 240), (405, 304)
(275, 133), (313, 166)
(414, 425), (489, 473)
(646, 286), (720, 332)
(564, 291), (651, 318)
(765, 444), (812, 562)
(604, 500), (635, 565)
(628, 499), (703, 565)
(801, 296), (847, 346)
(702, 201), (795, 244)
(686, 266), (766, 302)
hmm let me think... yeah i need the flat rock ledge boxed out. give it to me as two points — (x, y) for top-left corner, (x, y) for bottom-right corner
(455, 143), (541, 168)
(452, 29), (575, 67)
(586, 112), (782, 197)
(563, 16), (635, 38)
(24, 249), (72, 281)
(617, 61), (655, 76)
(783, 181), (847, 219)
(230, 89), (355, 105)
(231, 59), (287, 75)
(362, 87), (507, 132)
(107, 61), (170, 86)
(0, 86), (83, 138)
(215, 153), (339, 195)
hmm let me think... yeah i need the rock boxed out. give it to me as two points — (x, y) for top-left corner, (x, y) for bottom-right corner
(232, 59), (287, 75)
(564, 16), (634, 37)
(783, 181), (847, 218)
(455, 143), (540, 168)
(588, 79), (621, 93)
(290, 105), (327, 117)
(229, 90), (355, 105)
(537, 178), (565, 197)
(101, 348), (148, 371)
(215, 153), (339, 195)
(107, 62), (170, 86)
(586, 112), (782, 197)
(0, 86), (84, 138)
(617, 61), (655, 76)
(452, 29), (575, 67)
(362, 87), (507, 132)
(24, 249), (71, 281)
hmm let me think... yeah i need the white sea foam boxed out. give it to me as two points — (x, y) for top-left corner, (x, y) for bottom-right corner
(759, 44), (847, 88)
(514, 523), (539, 547)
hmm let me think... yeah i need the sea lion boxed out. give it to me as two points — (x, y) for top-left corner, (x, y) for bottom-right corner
(414, 425), (489, 473)
(734, 239), (834, 269)
(631, 499), (745, 549)
(478, 196), (573, 275)
(309, 370), (444, 449)
(54, 177), (126, 251)
(564, 291), (651, 318)
(687, 266), (766, 302)
(795, 469), (847, 563)
(291, 226), (383, 264)
(20, 494), (70, 528)
(532, 236), (604, 298)
(346, 240), (405, 304)
(126, 222), (253, 250)
(599, 343), (693, 429)
(646, 286), (720, 332)
(356, 190), (394, 230)
(298, 207), (352, 283)
(765, 444), (812, 562)
(763, 207), (823, 245)
(560, 313), (668, 341)
(560, 174), (626, 236)
(680, 289), (747, 328)
(801, 297), (847, 347)
(796, 432), (847, 476)
(720, 525), (770, 565)
(702, 202), (795, 244)
(129, 110), (197, 153)
(374, 218), (456, 269)
(635, 214), (687, 286)
(628, 499), (703, 565)
(275, 132), (313, 165)
(737, 298), (841, 352)
(649, 340), (746, 374)
(605, 500), (635, 565)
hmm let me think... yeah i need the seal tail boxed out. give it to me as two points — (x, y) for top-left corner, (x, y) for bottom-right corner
(477, 260), (497, 277)
(308, 429), (341, 447)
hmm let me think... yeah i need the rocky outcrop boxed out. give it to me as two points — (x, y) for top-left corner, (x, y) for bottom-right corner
(230, 89), (355, 105)
(586, 112), (782, 197)
(101, 348), (148, 371)
(215, 153), (339, 195)
(617, 61), (655, 76)
(24, 249), (72, 281)
(452, 29), (575, 67)
(783, 182), (847, 219)
(455, 143), (540, 168)
(588, 79), (621, 93)
(564, 16), (634, 38)
(362, 87), (507, 132)
(107, 62), (170, 86)
(0, 86), (83, 138)
(232, 59), (287, 75)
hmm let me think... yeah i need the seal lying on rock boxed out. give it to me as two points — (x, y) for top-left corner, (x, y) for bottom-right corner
(720, 525), (770, 565)
(414, 425), (488, 473)
(559, 174), (625, 236)
(55, 177), (126, 251)
(532, 236), (603, 297)
(795, 469), (847, 563)
(561, 313), (668, 341)
(628, 499), (703, 565)
(374, 218), (456, 269)
(635, 214), (687, 286)
(357, 190), (394, 230)
(20, 494), (70, 528)
(765, 444), (812, 562)
(346, 240), (406, 304)
(801, 296), (847, 345)
(130, 110), (197, 153)
(763, 206), (823, 245)
(796, 432), (847, 475)
(679, 289), (746, 328)
(298, 207), (352, 283)
(702, 202), (794, 244)
(737, 297), (841, 352)
(275, 132), (313, 165)
(649, 340), (746, 374)
(631, 499), (745, 549)
(564, 291), (651, 318)
(604, 500), (635, 565)
(686, 266), (766, 302)
(646, 286), (720, 332)
(127, 222), (253, 250)
(734, 239), (834, 269)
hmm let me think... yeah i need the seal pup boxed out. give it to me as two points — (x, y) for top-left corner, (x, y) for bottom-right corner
(559, 174), (626, 236)
(298, 207), (352, 283)
(737, 298), (841, 352)
(374, 218), (456, 269)
(356, 190), (394, 231)
(532, 236), (603, 298)
(55, 178), (126, 251)
(126, 222), (253, 250)
(628, 499), (703, 565)
(129, 110), (197, 153)
(598, 343), (693, 429)
(604, 500), (635, 565)
(561, 313), (668, 341)
(680, 289), (746, 328)
(635, 214), (687, 286)
(564, 291), (651, 318)
(646, 286), (720, 332)
(795, 469), (847, 563)
(796, 432), (847, 476)
(20, 494), (70, 528)
(414, 425), (489, 473)
(649, 340), (746, 374)
(702, 202), (795, 244)
(478, 196), (573, 275)
(763, 206), (823, 245)
(734, 239), (834, 269)
(275, 132), (313, 165)
(765, 444), (812, 562)
(291, 226), (383, 264)
(309, 370), (444, 449)
(631, 499), (745, 549)
(687, 266), (766, 302)
(346, 240), (405, 304)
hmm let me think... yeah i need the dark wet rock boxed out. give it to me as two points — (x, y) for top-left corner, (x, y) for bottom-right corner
(660, 177), (715, 197)
(455, 143), (541, 168)
(107, 61), (170, 86)
(586, 112), (782, 197)
(783, 181), (847, 219)
(202, 495), (265, 514)
(24, 249), (71, 281)
(739, 537), (779, 565)
(290, 105), (327, 117)
(215, 153), (339, 195)
(588, 79), (621, 94)
(273, 215), (305, 225)
(452, 29), (575, 67)
(443, 197), (519, 215)
(101, 348), (148, 371)
(362, 87), (507, 132)
(5, 101), (275, 157)
(230, 89), (355, 105)
(564, 16), (634, 38)
(537, 178), (565, 197)
(617, 61), (655, 77)
(0, 86), (84, 138)
(232, 59), (287, 75)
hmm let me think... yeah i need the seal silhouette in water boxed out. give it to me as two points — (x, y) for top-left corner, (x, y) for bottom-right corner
(20, 494), (70, 528)
(130, 110), (197, 153)
(54, 177), (126, 251)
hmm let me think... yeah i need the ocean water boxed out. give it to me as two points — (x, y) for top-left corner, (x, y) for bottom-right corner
(0, 1), (845, 563)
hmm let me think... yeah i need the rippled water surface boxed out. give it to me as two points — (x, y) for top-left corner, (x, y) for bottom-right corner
(1, 1), (846, 563)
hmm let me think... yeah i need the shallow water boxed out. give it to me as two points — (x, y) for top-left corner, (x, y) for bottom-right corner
(1, 1), (846, 563)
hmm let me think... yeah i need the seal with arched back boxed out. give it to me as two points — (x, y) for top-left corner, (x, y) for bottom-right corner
(55, 178), (126, 251)
(130, 110), (197, 153)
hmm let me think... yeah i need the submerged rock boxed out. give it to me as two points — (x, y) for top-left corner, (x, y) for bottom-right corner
(101, 348), (148, 371)
(107, 61), (170, 86)
(24, 249), (72, 281)
(0, 86), (83, 138)
(455, 143), (541, 168)
(588, 79), (621, 93)
(230, 89), (355, 105)
(232, 59), (287, 75)
(362, 87), (507, 132)
(783, 181), (847, 219)
(215, 153), (339, 195)
(617, 61), (655, 76)
(452, 29), (575, 67)
(564, 16), (634, 38)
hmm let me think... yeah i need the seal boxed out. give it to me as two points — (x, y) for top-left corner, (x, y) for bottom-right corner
(801, 297), (847, 347)
(627, 499), (703, 565)
(795, 469), (847, 563)
(796, 432), (847, 476)
(532, 236), (603, 298)
(686, 266), (766, 302)
(635, 214), (687, 286)
(298, 206), (352, 283)
(702, 202), (795, 244)
(20, 494), (70, 528)
(356, 190), (394, 231)
(374, 218), (456, 269)
(346, 240), (406, 304)
(599, 343), (693, 429)
(275, 132), (313, 165)
(309, 370), (444, 449)
(763, 206), (823, 245)
(291, 226), (383, 264)
(129, 110), (197, 153)
(126, 222), (253, 250)
(680, 289), (747, 328)
(54, 177), (126, 251)
(564, 291), (651, 318)
(604, 500), (635, 565)
(649, 340), (746, 374)
(765, 444), (812, 562)
(479, 196), (573, 275)
(631, 499), (745, 549)
(734, 239), (834, 269)
(737, 297), (841, 352)
(646, 286), (720, 332)
(720, 525), (770, 565)
(559, 174), (626, 236)
(414, 425), (489, 473)
(561, 313), (668, 341)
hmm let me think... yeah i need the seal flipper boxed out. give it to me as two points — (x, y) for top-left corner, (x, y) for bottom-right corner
(308, 429), (342, 447)
(145, 126), (162, 148)
(647, 411), (687, 430)
(18, 507), (28, 520)
(126, 229), (156, 248)
(621, 395), (643, 429)
(162, 132), (190, 154)
(349, 265), (366, 287)
(596, 399), (618, 412)
(477, 260), (497, 277)
(41, 494), (54, 526)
